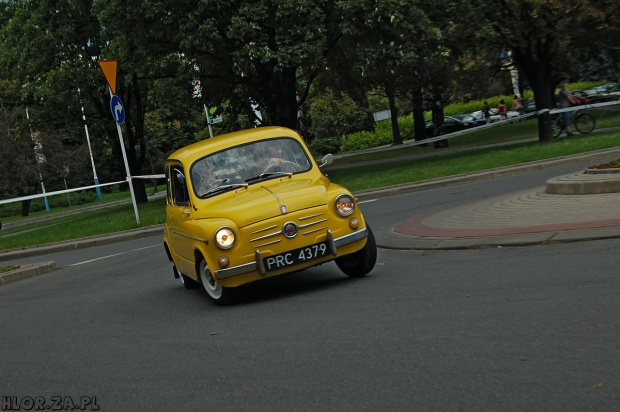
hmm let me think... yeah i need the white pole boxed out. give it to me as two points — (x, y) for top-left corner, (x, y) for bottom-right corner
(78, 87), (102, 201)
(109, 88), (140, 224)
(25, 108), (50, 213)
(204, 104), (214, 138)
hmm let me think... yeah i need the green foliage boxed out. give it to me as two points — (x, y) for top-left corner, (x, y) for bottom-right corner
(307, 89), (373, 139)
(308, 138), (341, 156)
(341, 128), (393, 152)
(339, 114), (415, 152)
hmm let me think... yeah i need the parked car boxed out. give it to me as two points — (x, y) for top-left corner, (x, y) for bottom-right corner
(569, 83), (620, 104)
(522, 99), (537, 114)
(163, 126), (377, 305)
(424, 115), (482, 137)
(569, 89), (609, 104)
(452, 113), (487, 126)
(470, 109), (520, 123)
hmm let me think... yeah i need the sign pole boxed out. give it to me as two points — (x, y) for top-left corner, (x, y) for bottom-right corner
(204, 104), (214, 138)
(108, 87), (140, 224)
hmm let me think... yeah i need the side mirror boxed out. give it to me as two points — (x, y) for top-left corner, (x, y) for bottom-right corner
(319, 153), (333, 168)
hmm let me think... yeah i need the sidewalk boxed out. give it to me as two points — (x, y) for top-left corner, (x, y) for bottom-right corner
(2, 146), (620, 284)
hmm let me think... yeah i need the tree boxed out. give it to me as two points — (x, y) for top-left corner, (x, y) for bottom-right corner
(177, 0), (343, 130)
(336, 0), (431, 146)
(0, 1), (204, 204)
(474, 0), (620, 141)
(0, 100), (41, 216)
(307, 88), (373, 139)
(0, 79), (90, 216)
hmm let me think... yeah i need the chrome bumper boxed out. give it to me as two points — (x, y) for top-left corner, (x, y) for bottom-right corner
(213, 227), (368, 280)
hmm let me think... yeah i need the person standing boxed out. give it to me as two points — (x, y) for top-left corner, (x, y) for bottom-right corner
(558, 81), (579, 136)
(482, 101), (491, 124)
(497, 99), (507, 121)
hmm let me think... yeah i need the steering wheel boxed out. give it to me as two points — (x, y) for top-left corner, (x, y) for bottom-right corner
(261, 161), (298, 175)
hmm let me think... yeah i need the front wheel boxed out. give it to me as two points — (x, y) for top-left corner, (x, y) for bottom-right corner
(575, 113), (595, 134)
(335, 226), (377, 278)
(198, 257), (234, 305)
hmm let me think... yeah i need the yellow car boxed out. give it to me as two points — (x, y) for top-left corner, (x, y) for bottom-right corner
(163, 126), (376, 305)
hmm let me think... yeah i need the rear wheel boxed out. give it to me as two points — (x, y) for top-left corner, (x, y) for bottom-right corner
(180, 273), (199, 289)
(335, 226), (377, 278)
(575, 113), (595, 134)
(174, 264), (199, 289)
(552, 115), (565, 138)
(198, 257), (234, 305)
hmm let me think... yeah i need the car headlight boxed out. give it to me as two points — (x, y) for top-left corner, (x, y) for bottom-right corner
(214, 226), (236, 249)
(335, 194), (355, 216)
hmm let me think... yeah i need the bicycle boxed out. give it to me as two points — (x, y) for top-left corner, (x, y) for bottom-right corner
(551, 109), (595, 138)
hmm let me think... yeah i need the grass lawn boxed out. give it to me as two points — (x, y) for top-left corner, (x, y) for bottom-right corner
(327, 130), (620, 191)
(0, 197), (166, 251)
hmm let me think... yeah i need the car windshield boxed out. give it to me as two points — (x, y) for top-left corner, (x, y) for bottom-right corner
(190, 137), (312, 198)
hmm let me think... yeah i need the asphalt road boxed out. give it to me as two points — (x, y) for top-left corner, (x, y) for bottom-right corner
(1, 161), (620, 411)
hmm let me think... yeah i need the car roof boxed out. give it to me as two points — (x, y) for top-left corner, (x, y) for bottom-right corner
(167, 126), (302, 164)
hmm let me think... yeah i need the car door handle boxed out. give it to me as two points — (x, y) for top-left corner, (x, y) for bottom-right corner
(183, 210), (191, 215)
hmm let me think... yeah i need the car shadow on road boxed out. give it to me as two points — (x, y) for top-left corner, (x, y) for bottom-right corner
(230, 269), (357, 306)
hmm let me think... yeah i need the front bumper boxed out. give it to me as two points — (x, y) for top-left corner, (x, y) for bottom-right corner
(213, 227), (368, 280)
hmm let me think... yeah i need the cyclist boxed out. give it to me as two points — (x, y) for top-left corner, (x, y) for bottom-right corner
(557, 81), (579, 136)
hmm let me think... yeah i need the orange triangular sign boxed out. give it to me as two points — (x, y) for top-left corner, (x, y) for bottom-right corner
(98, 60), (118, 94)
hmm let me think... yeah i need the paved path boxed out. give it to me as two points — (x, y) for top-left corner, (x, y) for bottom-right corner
(381, 187), (620, 250)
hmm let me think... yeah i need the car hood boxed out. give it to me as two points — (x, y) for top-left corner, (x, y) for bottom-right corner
(193, 178), (327, 227)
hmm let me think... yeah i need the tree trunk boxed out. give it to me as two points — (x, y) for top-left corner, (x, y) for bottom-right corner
(431, 93), (448, 148)
(131, 179), (148, 203)
(528, 77), (556, 142)
(412, 86), (427, 142)
(21, 199), (31, 217)
(512, 49), (556, 142)
(254, 63), (299, 129)
(386, 84), (402, 146)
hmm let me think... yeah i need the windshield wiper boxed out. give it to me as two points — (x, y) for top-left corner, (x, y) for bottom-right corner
(245, 171), (293, 183)
(201, 182), (248, 197)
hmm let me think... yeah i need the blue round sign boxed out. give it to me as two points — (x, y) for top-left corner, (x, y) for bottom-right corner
(110, 95), (125, 124)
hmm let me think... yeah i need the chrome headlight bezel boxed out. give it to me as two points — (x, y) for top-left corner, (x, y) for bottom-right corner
(214, 226), (236, 250)
(335, 194), (356, 217)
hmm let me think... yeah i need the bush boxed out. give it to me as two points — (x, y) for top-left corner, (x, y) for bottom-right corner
(340, 114), (415, 153)
(308, 137), (341, 156)
(307, 89), (374, 139)
(341, 129), (393, 152)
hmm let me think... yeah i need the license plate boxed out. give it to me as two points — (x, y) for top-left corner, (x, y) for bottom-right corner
(263, 241), (330, 272)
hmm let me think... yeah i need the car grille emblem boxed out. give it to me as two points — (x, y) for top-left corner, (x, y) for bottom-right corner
(282, 222), (298, 238)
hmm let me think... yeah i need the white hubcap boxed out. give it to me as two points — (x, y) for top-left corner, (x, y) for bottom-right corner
(200, 260), (222, 300)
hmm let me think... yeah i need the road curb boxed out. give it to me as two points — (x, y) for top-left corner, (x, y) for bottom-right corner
(0, 261), (57, 285)
(377, 226), (620, 250)
(0, 225), (164, 262)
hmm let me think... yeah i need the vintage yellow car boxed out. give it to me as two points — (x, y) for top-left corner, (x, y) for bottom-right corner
(163, 126), (376, 305)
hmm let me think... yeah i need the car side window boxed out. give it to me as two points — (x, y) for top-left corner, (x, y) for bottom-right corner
(169, 165), (189, 206)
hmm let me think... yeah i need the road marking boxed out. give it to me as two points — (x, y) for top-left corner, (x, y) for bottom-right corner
(358, 199), (378, 204)
(69, 244), (160, 266)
